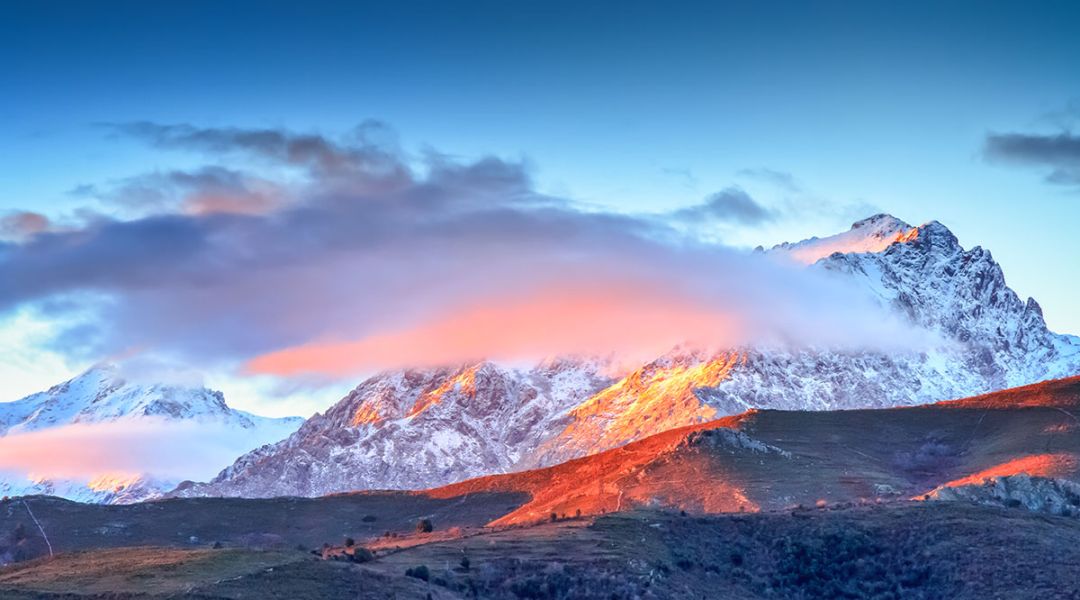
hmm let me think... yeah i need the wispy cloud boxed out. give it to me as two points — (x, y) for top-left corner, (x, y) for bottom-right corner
(670, 187), (777, 226)
(737, 167), (801, 193)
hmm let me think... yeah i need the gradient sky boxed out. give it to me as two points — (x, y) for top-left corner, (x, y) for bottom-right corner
(2, 1), (1079, 414)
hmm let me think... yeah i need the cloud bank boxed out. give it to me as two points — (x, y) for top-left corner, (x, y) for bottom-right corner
(0, 419), (284, 481)
(0, 122), (934, 379)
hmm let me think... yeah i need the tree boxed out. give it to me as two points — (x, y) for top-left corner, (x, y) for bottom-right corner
(416, 518), (433, 533)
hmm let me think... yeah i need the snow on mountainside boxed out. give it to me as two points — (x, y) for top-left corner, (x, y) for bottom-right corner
(173, 359), (612, 498)
(176, 215), (1080, 498)
(0, 365), (303, 503)
(769, 213), (919, 264)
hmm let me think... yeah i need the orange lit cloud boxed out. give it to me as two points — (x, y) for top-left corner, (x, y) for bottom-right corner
(245, 277), (875, 377)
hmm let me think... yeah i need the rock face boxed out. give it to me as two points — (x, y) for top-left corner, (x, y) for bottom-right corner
(928, 475), (1080, 518)
(0, 365), (303, 503)
(177, 215), (1080, 498)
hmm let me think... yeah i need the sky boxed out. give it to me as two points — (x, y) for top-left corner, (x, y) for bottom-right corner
(1, 0), (1079, 416)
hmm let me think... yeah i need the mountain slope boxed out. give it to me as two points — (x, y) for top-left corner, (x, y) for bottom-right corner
(173, 360), (610, 498)
(430, 376), (1080, 525)
(179, 215), (1080, 498)
(0, 366), (303, 503)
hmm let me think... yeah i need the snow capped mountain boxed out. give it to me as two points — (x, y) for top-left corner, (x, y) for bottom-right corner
(0, 365), (303, 503)
(177, 215), (1080, 498)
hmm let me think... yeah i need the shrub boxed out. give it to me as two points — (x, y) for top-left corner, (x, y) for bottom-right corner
(460, 555), (470, 571)
(406, 565), (430, 581)
(362, 515), (377, 522)
(350, 546), (375, 563)
(344, 537), (355, 547)
(416, 518), (433, 533)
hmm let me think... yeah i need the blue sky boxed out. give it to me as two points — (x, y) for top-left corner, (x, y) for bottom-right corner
(2, 1), (1079, 411)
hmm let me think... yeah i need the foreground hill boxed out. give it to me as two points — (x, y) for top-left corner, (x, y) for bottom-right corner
(177, 215), (1080, 499)
(430, 376), (1080, 524)
(2, 504), (1079, 599)
(2, 377), (1076, 552)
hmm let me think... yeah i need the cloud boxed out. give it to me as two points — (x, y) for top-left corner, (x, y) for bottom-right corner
(112, 120), (410, 185)
(672, 187), (777, 225)
(0, 122), (934, 379)
(660, 167), (699, 190)
(0, 419), (286, 481)
(984, 131), (1080, 185)
(736, 167), (801, 192)
(102, 166), (285, 216)
(0, 211), (50, 242)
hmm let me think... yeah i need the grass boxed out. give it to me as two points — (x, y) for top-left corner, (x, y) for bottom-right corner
(1, 503), (1079, 598)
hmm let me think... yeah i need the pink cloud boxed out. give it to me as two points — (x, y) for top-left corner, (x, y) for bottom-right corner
(0, 419), (282, 481)
(247, 282), (746, 376)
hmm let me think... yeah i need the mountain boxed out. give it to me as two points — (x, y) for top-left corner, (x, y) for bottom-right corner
(176, 215), (1080, 498)
(0, 365), (303, 503)
(173, 359), (611, 498)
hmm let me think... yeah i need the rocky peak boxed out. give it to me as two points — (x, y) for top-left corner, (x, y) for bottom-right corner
(899, 220), (961, 256)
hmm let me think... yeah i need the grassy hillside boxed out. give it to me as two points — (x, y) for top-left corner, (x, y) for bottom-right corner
(2, 503), (1079, 599)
